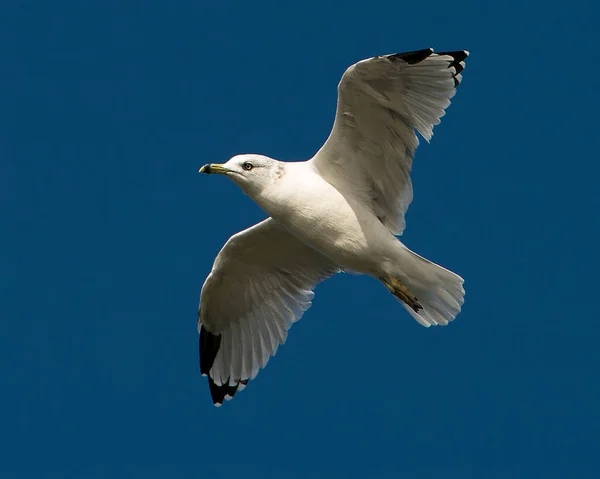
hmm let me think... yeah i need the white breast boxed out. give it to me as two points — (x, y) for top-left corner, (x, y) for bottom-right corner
(256, 162), (393, 274)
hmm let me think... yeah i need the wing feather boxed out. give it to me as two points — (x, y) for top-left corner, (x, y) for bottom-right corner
(198, 218), (339, 405)
(311, 48), (468, 235)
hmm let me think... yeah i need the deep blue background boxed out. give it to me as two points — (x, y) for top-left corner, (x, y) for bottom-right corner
(2, 0), (599, 477)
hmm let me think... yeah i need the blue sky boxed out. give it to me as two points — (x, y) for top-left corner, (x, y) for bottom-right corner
(2, 0), (599, 477)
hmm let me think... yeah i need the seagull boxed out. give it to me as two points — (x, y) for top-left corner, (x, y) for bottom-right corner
(198, 48), (468, 406)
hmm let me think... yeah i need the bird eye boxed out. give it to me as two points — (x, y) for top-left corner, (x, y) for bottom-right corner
(242, 162), (254, 171)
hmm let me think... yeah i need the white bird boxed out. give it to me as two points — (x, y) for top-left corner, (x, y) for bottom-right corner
(198, 48), (468, 406)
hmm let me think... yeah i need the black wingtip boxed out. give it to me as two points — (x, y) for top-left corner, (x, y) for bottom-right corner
(437, 50), (469, 63)
(199, 325), (251, 406)
(436, 50), (469, 86)
(208, 377), (249, 406)
(199, 326), (221, 376)
(208, 376), (239, 406)
(387, 48), (433, 65)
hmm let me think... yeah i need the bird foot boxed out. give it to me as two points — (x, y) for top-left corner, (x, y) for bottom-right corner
(382, 276), (423, 312)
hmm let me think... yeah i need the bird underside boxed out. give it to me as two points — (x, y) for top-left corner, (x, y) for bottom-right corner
(197, 47), (470, 406)
(381, 276), (423, 312)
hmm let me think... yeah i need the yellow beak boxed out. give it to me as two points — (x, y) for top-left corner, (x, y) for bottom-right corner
(199, 164), (229, 175)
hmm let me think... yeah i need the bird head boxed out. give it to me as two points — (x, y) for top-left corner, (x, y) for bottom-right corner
(199, 154), (283, 196)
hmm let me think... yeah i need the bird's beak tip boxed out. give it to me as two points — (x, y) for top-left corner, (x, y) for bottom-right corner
(199, 164), (211, 174)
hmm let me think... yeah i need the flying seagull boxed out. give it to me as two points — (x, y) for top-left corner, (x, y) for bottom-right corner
(198, 48), (468, 406)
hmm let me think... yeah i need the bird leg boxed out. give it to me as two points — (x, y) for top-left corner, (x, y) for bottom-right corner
(381, 276), (423, 313)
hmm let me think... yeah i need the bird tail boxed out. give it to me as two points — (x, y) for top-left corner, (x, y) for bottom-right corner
(387, 246), (465, 327)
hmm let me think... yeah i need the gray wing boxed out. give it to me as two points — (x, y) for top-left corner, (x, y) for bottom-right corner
(198, 218), (339, 406)
(311, 48), (468, 235)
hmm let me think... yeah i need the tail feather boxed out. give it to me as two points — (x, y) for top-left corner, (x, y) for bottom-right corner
(395, 248), (465, 327)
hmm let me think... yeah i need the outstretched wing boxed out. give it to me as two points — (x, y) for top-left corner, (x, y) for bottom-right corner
(311, 48), (468, 235)
(198, 218), (339, 406)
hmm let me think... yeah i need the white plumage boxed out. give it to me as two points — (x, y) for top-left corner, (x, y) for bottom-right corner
(201, 218), (339, 387)
(198, 48), (468, 406)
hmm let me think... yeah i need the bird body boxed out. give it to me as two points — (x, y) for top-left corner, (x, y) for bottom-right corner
(251, 159), (392, 276)
(198, 48), (469, 405)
